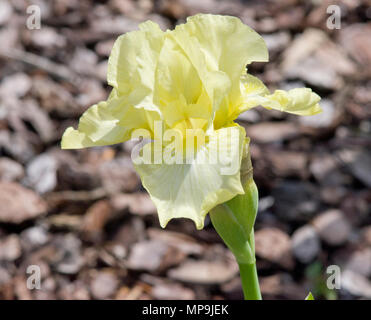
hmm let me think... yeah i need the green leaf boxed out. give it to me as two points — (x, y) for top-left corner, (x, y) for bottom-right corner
(305, 292), (315, 300)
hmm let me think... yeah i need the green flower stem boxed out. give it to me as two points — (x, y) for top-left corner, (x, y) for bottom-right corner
(238, 261), (262, 300)
(210, 205), (263, 300)
(239, 228), (261, 300)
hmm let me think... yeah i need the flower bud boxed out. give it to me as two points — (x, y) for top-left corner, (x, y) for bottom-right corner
(210, 141), (258, 264)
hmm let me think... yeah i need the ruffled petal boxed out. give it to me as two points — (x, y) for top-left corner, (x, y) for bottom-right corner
(171, 14), (268, 129)
(107, 21), (164, 112)
(221, 74), (270, 123)
(238, 75), (322, 118)
(61, 98), (129, 149)
(175, 14), (268, 77)
(133, 125), (247, 229)
(61, 90), (161, 149)
(153, 36), (212, 129)
(261, 88), (322, 115)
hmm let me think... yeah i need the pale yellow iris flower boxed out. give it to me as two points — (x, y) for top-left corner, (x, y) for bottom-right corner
(62, 14), (321, 229)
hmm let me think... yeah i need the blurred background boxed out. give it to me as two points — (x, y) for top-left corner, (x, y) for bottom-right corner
(0, 0), (370, 300)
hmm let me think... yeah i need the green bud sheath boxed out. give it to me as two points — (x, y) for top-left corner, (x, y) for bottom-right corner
(209, 179), (258, 264)
(210, 141), (262, 299)
(210, 139), (257, 263)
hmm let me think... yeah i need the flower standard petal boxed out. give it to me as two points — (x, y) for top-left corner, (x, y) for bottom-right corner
(175, 14), (268, 77)
(171, 14), (268, 129)
(153, 36), (212, 129)
(107, 21), (164, 113)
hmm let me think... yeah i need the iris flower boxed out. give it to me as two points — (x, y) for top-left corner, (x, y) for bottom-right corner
(62, 14), (321, 230)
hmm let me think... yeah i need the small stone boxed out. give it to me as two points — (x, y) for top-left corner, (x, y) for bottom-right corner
(337, 149), (371, 189)
(0, 0), (12, 26)
(0, 27), (18, 53)
(104, 242), (127, 260)
(31, 77), (79, 117)
(96, 61), (108, 81)
(258, 196), (274, 212)
(152, 282), (195, 300)
(0, 235), (22, 261)
(344, 248), (371, 278)
(320, 186), (347, 206)
(53, 234), (84, 275)
(20, 226), (50, 249)
(262, 32), (291, 53)
(281, 29), (356, 90)
(257, 17), (277, 33)
(57, 160), (101, 191)
(278, 6), (305, 28)
(220, 277), (244, 300)
(354, 85), (371, 105)
(0, 73), (31, 98)
(110, 193), (156, 216)
(246, 122), (299, 143)
(28, 27), (66, 49)
(99, 156), (140, 193)
(0, 267), (10, 285)
(48, 214), (83, 230)
(58, 281), (90, 300)
(113, 217), (146, 246)
(168, 258), (238, 285)
(25, 153), (57, 194)
(127, 240), (182, 272)
(76, 79), (106, 107)
(70, 48), (98, 75)
(312, 210), (351, 246)
(254, 228), (294, 269)
(13, 276), (32, 300)
(299, 99), (339, 129)
(0, 182), (47, 224)
(237, 109), (260, 123)
(340, 24), (371, 74)
(260, 273), (306, 299)
(159, 0), (239, 18)
(310, 153), (338, 183)
(291, 225), (320, 264)
(0, 131), (35, 163)
(259, 274), (281, 296)
(342, 270), (371, 299)
(91, 16), (139, 35)
(90, 271), (119, 300)
(268, 151), (308, 178)
(147, 228), (203, 255)
(22, 99), (55, 143)
(141, 275), (195, 300)
(95, 39), (115, 57)
(0, 157), (24, 182)
(362, 226), (371, 246)
(272, 181), (319, 222)
(34, 277), (56, 300)
(82, 200), (113, 238)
